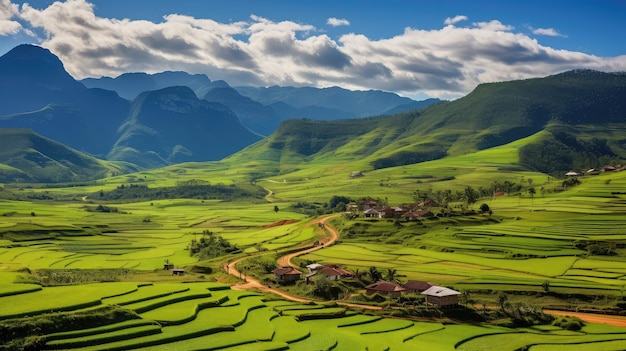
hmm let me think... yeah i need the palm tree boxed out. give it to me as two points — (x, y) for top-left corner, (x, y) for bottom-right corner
(385, 268), (397, 282)
(368, 266), (382, 282)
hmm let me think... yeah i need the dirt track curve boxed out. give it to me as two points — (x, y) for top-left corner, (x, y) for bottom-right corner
(224, 215), (381, 310)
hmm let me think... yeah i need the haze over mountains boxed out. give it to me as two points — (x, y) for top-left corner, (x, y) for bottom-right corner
(1, 44), (626, 183)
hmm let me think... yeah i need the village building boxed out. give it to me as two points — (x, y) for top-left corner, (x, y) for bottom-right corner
(421, 285), (460, 307)
(171, 268), (185, 276)
(403, 209), (434, 221)
(362, 200), (378, 211)
(365, 280), (406, 298)
(306, 264), (353, 282)
(418, 199), (441, 207)
(272, 267), (302, 282)
(402, 280), (433, 294)
(364, 208), (382, 218)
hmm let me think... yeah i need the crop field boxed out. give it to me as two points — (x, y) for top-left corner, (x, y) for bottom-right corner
(1, 282), (625, 350)
(4, 134), (626, 349)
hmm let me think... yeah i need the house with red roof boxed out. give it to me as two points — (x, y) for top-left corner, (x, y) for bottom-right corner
(272, 267), (302, 282)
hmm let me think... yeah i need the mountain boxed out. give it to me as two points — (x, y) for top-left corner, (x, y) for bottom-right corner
(0, 128), (136, 183)
(202, 81), (282, 135)
(82, 71), (213, 100)
(83, 71), (438, 135)
(227, 70), (626, 176)
(0, 45), (130, 156)
(108, 86), (262, 168)
(234, 85), (437, 119)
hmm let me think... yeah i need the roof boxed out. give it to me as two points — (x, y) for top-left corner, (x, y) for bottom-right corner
(404, 210), (432, 218)
(272, 267), (302, 276)
(421, 285), (460, 297)
(363, 208), (380, 214)
(403, 280), (433, 292)
(365, 280), (406, 293)
(306, 263), (324, 270)
(319, 266), (352, 277)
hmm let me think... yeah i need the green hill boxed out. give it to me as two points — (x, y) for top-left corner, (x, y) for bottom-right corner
(0, 128), (137, 183)
(226, 70), (626, 178)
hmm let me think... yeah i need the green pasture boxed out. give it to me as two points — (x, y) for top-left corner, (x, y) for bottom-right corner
(0, 279), (626, 350)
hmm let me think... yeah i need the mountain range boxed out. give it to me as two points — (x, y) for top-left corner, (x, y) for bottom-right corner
(1, 44), (626, 183)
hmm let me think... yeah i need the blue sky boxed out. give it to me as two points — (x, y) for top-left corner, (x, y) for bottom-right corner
(1, 0), (625, 99)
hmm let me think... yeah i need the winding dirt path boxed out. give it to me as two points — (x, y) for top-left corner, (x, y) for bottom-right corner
(545, 309), (626, 328)
(224, 215), (381, 310)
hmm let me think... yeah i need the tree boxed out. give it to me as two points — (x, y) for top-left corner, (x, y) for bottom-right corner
(498, 292), (508, 312)
(369, 266), (382, 282)
(464, 186), (479, 208)
(274, 205), (279, 213)
(542, 280), (550, 293)
(528, 187), (536, 206)
(479, 203), (490, 213)
(385, 268), (397, 282)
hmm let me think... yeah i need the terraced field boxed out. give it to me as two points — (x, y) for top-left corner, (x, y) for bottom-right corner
(2, 282), (626, 350)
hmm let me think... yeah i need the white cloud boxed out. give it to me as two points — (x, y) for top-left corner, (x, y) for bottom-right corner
(532, 27), (565, 37)
(8, 0), (626, 99)
(327, 17), (349, 27)
(444, 15), (467, 26)
(472, 20), (514, 31)
(0, 0), (21, 35)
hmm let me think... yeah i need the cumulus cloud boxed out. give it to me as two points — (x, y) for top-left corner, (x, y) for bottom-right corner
(0, 0), (21, 35)
(8, 0), (626, 99)
(532, 27), (565, 37)
(327, 17), (350, 27)
(444, 15), (467, 26)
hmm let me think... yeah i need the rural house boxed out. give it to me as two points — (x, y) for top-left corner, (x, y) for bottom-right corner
(365, 280), (406, 298)
(272, 267), (302, 282)
(421, 285), (460, 307)
(362, 200), (378, 210)
(364, 208), (382, 218)
(403, 209), (433, 221)
(418, 199), (441, 207)
(402, 280), (433, 293)
(305, 264), (353, 281)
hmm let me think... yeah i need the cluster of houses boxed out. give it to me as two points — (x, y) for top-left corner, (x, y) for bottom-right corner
(351, 199), (440, 221)
(271, 263), (460, 307)
(565, 165), (626, 177)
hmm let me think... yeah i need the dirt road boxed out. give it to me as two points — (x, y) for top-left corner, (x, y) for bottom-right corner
(545, 309), (626, 328)
(276, 215), (339, 268)
(224, 215), (381, 310)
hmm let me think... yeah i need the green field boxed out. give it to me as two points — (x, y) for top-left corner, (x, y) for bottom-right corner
(3, 133), (626, 349)
(1, 282), (625, 350)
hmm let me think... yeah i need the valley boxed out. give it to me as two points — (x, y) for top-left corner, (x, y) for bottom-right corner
(2, 44), (626, 350)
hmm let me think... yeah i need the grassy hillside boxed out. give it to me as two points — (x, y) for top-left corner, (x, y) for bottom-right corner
(0, 128), (137, 183)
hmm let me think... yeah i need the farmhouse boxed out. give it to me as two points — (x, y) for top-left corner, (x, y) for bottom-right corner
(364, 208), (382, 218)
(402, 280), (433, 293)
(421, 285), (460, 307)
(362, 200), (378, 210)
(306, 264), (353, 281)
(171, 268), (185, 276)
(418, 199), (441, 207)
(404, 209), (433, 221)
(272, 267), (302, 282)
(365, 280), (406, 298)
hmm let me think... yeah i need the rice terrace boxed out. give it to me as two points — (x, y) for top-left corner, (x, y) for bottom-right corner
(2, 1), (626, 350)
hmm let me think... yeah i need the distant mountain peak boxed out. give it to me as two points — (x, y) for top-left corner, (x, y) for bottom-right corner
(0, 44), (83, 92)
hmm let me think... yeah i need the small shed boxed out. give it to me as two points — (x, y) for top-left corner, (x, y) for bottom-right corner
(171, 268), (185, 276)
(421, 285), (460, 307)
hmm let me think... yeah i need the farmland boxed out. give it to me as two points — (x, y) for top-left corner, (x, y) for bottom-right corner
(2, 281), (626, 350)
(3, 136), (626, 349)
